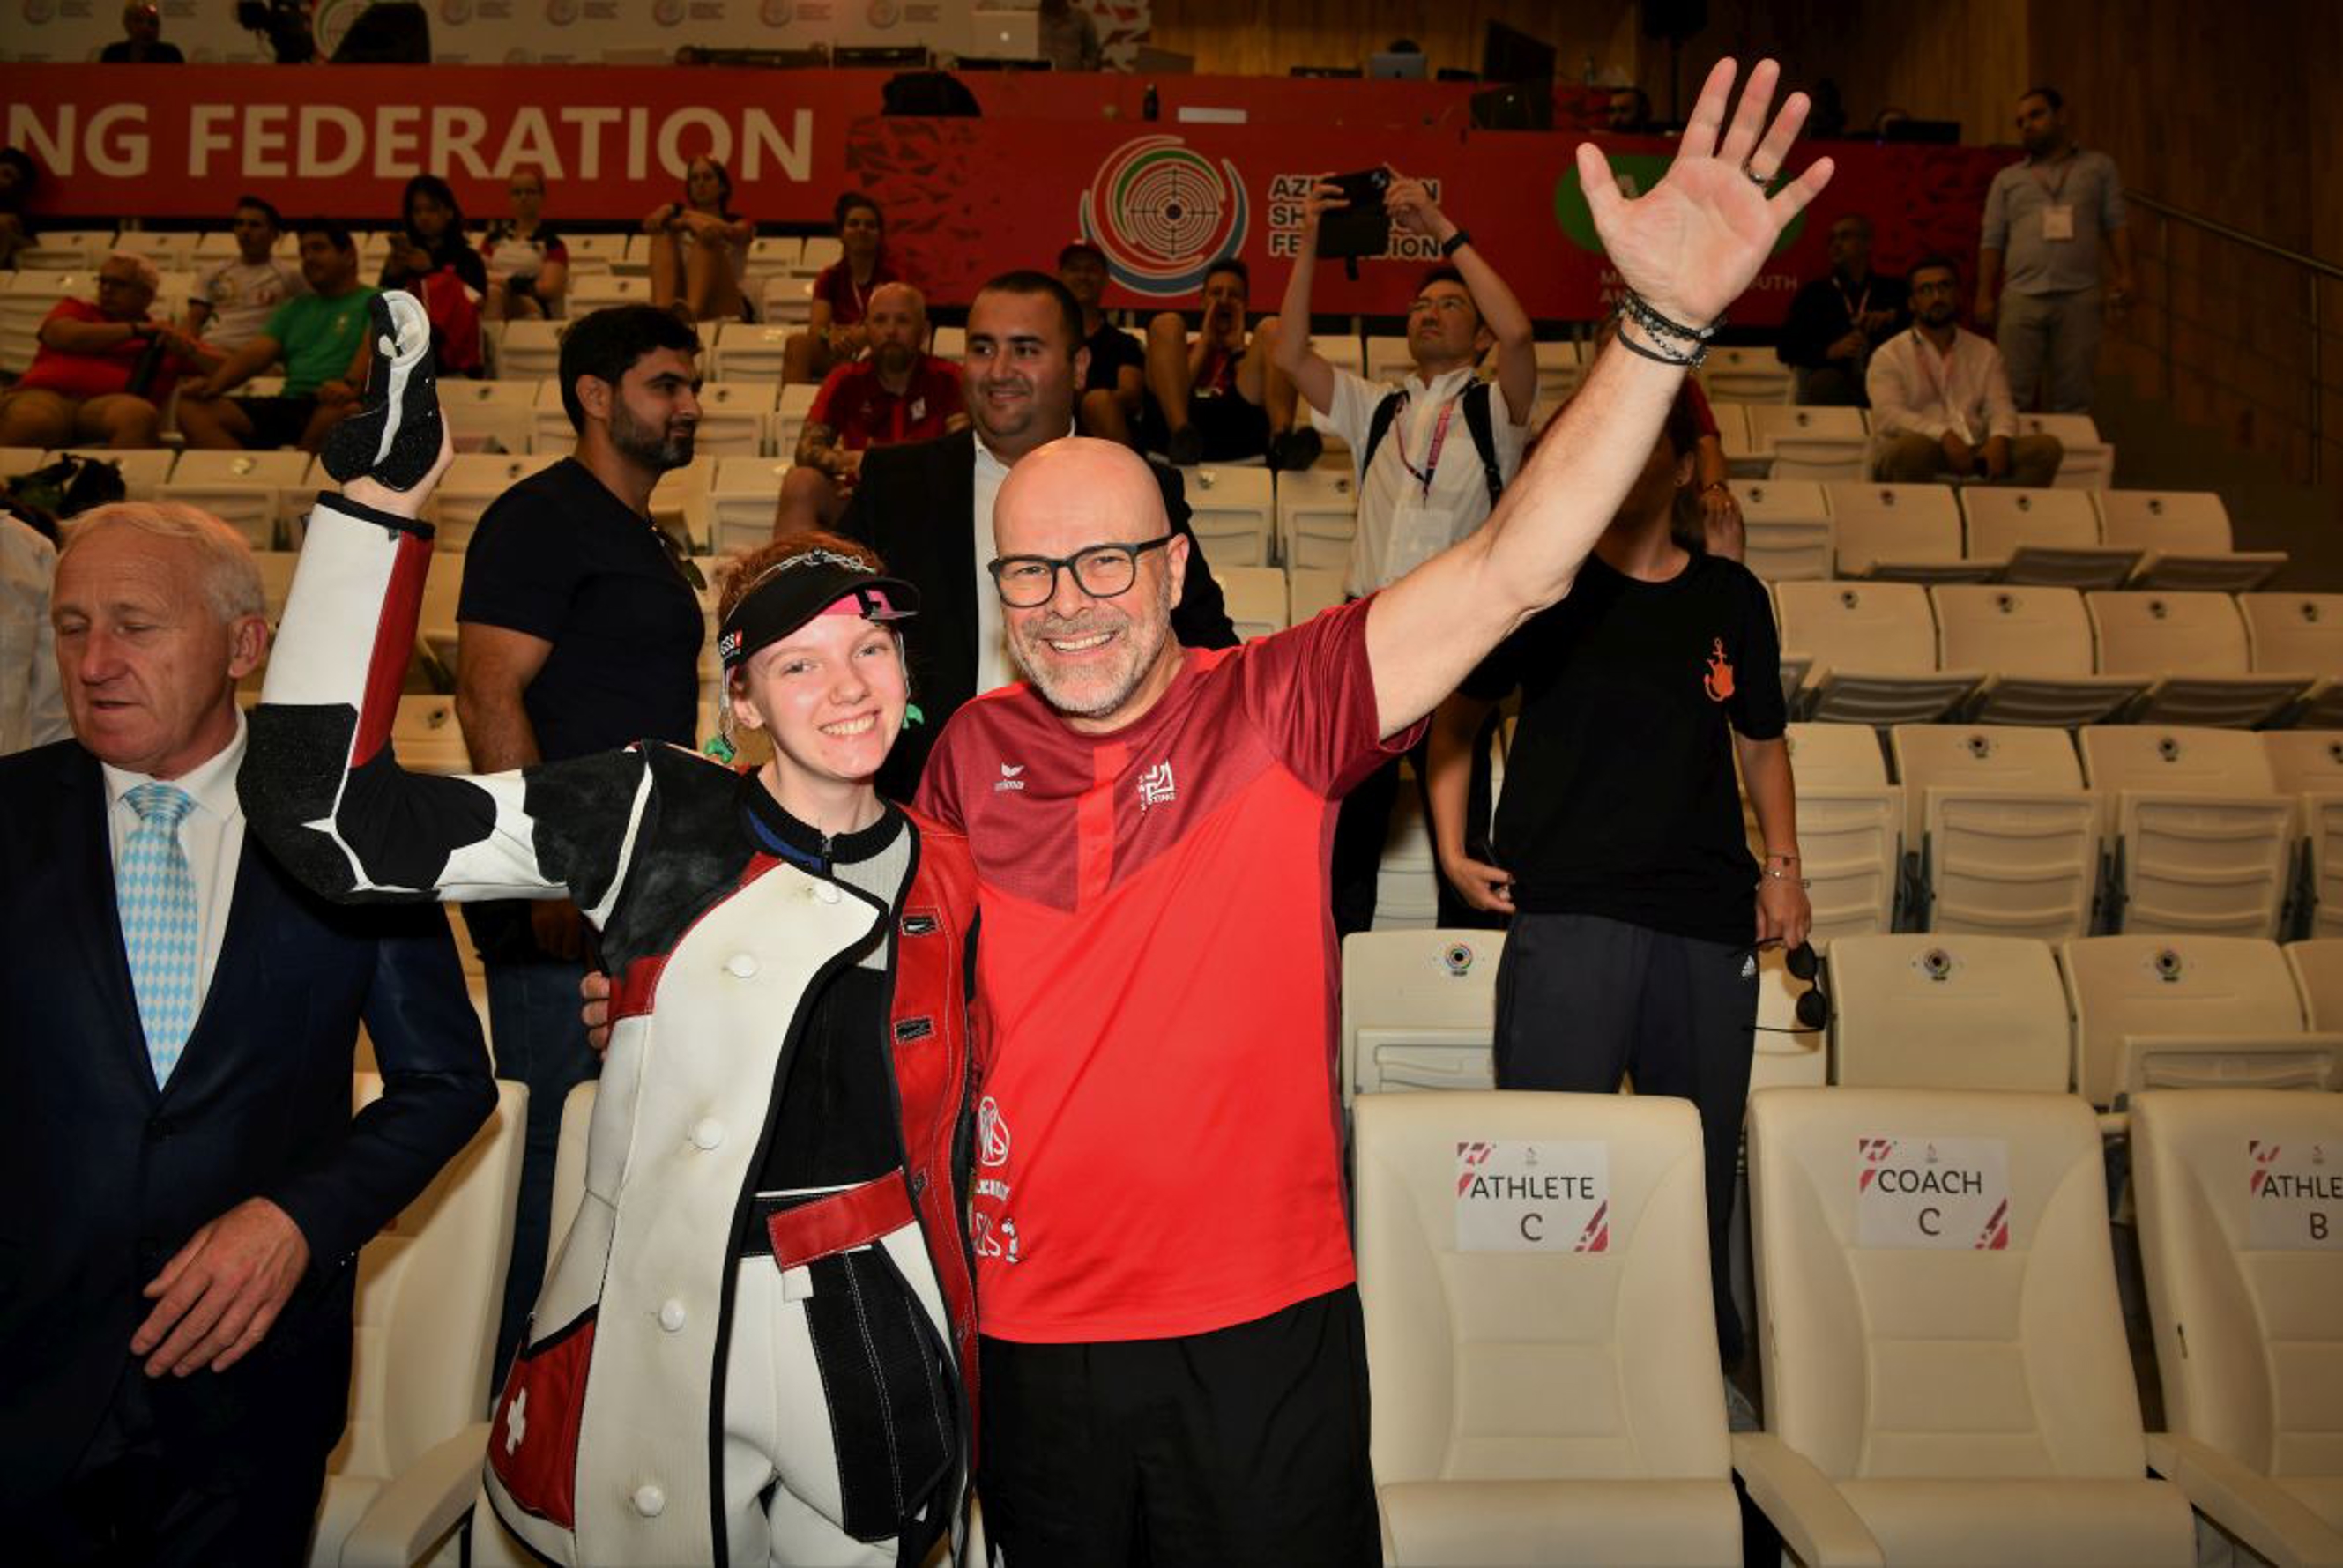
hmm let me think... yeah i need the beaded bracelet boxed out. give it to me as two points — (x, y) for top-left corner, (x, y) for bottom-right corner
(1622, 289), (1721, 347)
(1613, 316), (1709, 369)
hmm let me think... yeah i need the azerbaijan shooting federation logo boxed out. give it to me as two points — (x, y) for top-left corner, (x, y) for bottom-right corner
(1079, 136), (1251, 299)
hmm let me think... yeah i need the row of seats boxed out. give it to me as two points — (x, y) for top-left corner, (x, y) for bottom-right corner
(1776, 581), (2341, 730)
(1739, 478), (2281, 591)
(1712, 400), (2116, 486)
(1341, 925), (2342, 1111)
(1358, 1082), (2342, 1565)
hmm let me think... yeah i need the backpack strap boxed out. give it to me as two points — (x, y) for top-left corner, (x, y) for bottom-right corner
(1358, 387), (1407, 475)
(1460, 379), (1506, 509)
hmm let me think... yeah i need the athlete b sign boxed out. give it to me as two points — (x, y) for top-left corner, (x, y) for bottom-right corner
(1855, 1135), (2012, 1249)
(1456, 1141), (1610, 1252)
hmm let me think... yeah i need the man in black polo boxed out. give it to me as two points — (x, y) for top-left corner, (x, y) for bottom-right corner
(454, 304), (707, 1381)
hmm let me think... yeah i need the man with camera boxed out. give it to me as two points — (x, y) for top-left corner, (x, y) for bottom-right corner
(1273, 167), (1537, 936)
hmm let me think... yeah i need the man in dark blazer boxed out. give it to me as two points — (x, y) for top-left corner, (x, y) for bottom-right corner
(839, 269), (1237, 798)
(0, 502), (495, 1564)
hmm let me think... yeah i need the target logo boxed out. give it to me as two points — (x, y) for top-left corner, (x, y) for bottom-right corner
(1078, 136), (1252, 300)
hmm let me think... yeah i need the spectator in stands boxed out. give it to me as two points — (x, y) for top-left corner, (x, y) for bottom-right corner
(0, 251), (212, 450)
(480, 167), (569, 323)
(0, 148), (37, 270)
(185, 195), (307, 353)
(1426, 395), (1806, 1387)
(1274, 170), (1535, 937)
(782, 191), (895, 386)
(1060, 239), (1145, 445)
(453, 303), (706, 1384)
(1776, 213), (1907, 405)
(1869, 254), (2064, 485)
(836, 270), (1236, 797)
(176, 222), (376, 453)
(380, 173), (487, 377)
(644, 154), (754, 326)
(1607, 85), (1654, 133)
(97, 3), (182, 62)
(1142, 256), (1308, 468)
(775, 282), (965, 535)
(1038, 0), (1102, 71)
(1976, 85), (2132, 413)
(4, 500), (489, 1566)
(1, 510), (67, 755)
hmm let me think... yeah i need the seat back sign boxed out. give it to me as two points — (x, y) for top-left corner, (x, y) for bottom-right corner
(1856, 1135), (2012, 1249)
(1455, 1141), (1610, 1252)
(2248, 1139), (2339, 1249)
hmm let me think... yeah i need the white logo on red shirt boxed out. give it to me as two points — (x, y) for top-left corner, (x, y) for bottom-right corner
(994, 762), (1026, 793)
(503, 1387), (528, 1453)
(1137, 760), (1177, 812)
(977, 1096), (1012, 1166)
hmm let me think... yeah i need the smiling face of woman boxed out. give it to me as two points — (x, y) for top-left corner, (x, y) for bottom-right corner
(730, 611), (907, 820)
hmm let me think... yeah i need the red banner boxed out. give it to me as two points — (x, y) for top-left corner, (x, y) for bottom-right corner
(3, 64), (2009, 322)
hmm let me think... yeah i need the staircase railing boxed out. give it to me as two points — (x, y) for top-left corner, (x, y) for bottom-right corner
(2121, 191), (2343, 487)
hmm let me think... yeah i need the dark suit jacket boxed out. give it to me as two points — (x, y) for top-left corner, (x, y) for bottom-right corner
(841, 428), (1239, 797)
(0, 739), (495, 1506)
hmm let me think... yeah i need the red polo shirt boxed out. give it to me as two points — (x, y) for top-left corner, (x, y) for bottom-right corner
(807, 354), (964, 451)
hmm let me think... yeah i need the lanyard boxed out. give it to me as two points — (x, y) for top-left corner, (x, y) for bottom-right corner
(1833, 277), (1871, 328)
(1909, 331), (1970, 436)
(1391, 390), (1462, 502)
(2027, 153), (2073, 203)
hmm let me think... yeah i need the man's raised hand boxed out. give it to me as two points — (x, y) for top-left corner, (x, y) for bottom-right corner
(1578, 58), (1834, 331)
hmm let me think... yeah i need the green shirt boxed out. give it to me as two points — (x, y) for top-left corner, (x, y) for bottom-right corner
(264, 286), (376, 397)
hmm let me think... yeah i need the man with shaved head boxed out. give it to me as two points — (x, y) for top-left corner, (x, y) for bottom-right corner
(909, 59), (1836, 1564)
(772, 280), (967, 534)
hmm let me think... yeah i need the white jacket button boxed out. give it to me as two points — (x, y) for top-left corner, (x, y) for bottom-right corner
(725, 953), (758, 978)
(691, 1118), (724, 1150)
(659, 1299), (687, 1333)
(816, 882), (842, 904)
(633, 1483), (666, 1517)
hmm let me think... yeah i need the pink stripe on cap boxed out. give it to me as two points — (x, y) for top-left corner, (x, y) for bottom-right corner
(819, 588), (900, 618)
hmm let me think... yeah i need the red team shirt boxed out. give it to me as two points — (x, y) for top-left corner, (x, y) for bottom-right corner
(917, 598), (1417, 1342)
(807, 353), (965, 450)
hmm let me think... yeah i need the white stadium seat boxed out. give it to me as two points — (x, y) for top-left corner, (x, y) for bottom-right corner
(308, 1079), (524, 1568)
(693, 379), (778, 458)
(2131, 1089), (2343, 1568)
(162, 449), (312, 550)
(774, 383), (818, 458)
(1738, 1087), (2195, 1567)
(2096, 489), (2287, 593)
(794, 236), (843, 277)
(391, 695), (471, 775)
(567, 274), (651, 314)
(1729, 478), (1833, 582)
(1218, 565), (1288, 641)
(2287, 938), (2343, 1028)
(1889, 724), (2099, 939)
(2017, 411), (2113, 487)
(1339, 928), (1503, 1101)
(1697, 344), (1794, 404)
(709, 456), (791, 560)
(2265, 733), (2343, 938)
(428, 453), (561, 553)
(493, 318), (565, 382)
(1774, 580), (1982, 725)
(2059, 935), (2339, 1106)
(1781, 724), (1901, 941)
(1276, 465), (1358, 575)
(2079, 725), (2295, 939)
(1960, 486), (2138, 590)
(1826, 933), (2073, 1091)
(1175, 464), (1274, 569)
(1357, 1092), (1743, 1567)
(2238, 592), (2343, 728)
(1931, 583), (2149, 727)
(1744, 404), (1868, 482)
(711, 320), (798, 383)
(439, 378), (539, 454)
(1824, 481), (1986, 583)
(2088, 590), (2310, 729)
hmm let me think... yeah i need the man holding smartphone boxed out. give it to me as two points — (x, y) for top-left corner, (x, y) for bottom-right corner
(1273, 167), (1539, 936)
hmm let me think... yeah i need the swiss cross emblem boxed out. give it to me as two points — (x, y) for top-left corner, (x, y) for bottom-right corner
(503, 1387), (529, 1454)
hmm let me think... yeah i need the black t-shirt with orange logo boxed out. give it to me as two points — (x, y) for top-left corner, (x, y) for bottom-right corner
(1461, 550), (1787, 944)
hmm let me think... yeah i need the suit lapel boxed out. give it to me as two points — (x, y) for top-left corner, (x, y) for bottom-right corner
(160, 843), (277, 1106)
(51, 747), (158, 1100)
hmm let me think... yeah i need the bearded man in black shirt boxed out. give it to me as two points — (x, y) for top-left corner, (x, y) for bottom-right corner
(1424, 393), (1809, 1374)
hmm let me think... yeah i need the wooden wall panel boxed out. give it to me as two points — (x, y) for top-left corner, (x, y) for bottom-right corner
(1144, 1), (1641, 88)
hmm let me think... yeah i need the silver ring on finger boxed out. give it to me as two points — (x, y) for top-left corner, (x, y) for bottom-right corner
(1743, 163), (1774, 188)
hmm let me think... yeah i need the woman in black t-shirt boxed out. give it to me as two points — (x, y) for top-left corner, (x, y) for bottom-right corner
(381, 174), (489, 375)
(1424, 395), (1808, 1373)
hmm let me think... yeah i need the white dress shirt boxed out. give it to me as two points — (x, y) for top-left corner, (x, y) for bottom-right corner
(969, 422), (1076, 696)
(1, 513), (66, 757)
(1310, 363), (1527, 598)
(101, 711), (248, 1013)
(1866, 325), (2020, 449)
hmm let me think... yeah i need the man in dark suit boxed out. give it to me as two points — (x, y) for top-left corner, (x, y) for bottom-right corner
(0, 502), (495, 1565)
(838, 269), (1237, 797)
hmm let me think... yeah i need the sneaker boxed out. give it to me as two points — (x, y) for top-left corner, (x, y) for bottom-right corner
(1271, 426), (1324, 472)
(1165, 425), (1204, 468)
(321, 291), (443, 491)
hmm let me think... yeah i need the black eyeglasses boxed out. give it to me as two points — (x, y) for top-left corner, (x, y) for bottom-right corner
(987, 536), (1173, 608)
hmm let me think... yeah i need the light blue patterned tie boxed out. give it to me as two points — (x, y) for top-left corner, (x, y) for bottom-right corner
(119, 782), (199, 1087)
